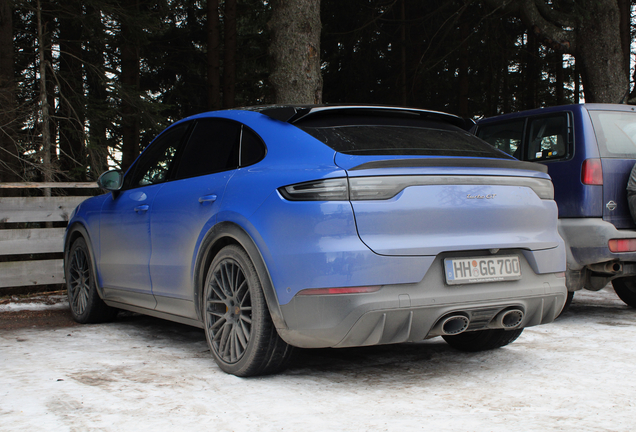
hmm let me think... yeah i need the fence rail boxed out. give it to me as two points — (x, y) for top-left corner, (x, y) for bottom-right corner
(0, 183), (98, 291)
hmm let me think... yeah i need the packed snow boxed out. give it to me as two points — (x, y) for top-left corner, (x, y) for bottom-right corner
(1, 287), (635, 432)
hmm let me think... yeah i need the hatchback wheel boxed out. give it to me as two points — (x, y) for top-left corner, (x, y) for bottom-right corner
(203, 245), (293, 376)
(442, 328), (524, 352)
(612, 277), (636, 308)
(66, 237), (117, 323)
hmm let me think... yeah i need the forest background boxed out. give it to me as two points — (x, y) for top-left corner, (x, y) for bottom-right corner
(0, 0), (634, 184)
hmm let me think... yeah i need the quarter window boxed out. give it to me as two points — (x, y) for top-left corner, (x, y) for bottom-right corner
(175, 119), (241, 179)
(240, 128), (266, 167)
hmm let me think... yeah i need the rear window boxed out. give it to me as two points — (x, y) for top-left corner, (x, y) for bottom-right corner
(298, 115), (509, 158)
(590, 110), (636, 157)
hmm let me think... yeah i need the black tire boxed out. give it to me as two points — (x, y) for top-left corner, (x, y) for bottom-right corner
(203, 245), (293, 377)
(557, 291), (575, 318)
(442, 328), (524, 352)
(612, 277), (636, 308)
(66, 237), (118, 324)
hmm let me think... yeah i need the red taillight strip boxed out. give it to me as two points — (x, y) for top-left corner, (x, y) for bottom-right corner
(296, 286), (381, 296)
(609, 239), (636, 253)
(581, 158), (603, 185)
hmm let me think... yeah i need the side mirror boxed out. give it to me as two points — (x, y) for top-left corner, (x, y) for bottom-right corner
(97, 169), (123, 191)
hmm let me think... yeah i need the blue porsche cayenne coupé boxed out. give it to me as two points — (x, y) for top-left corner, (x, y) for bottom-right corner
(64, 105), (568, 376)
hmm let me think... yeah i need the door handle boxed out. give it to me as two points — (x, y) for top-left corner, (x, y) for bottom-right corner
(134, 204), (149, 213)
(198, 194), (218, 204)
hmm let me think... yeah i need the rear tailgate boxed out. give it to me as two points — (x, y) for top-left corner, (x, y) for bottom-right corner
(587, 108), (636, 229)
(601, 158), (636, 229)
(338, 156), (560, 256)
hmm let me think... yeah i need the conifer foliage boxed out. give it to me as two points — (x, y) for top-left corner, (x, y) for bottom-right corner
(0, 0), (632, 181)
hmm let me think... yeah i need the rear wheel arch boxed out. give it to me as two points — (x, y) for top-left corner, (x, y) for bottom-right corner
(194, 222), (287, 330)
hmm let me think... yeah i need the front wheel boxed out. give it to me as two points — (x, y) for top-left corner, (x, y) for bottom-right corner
(612, 277), (636, 308)
(203, 245), (293, 377)
(66, 237), (117, 323)
(442, 328), (524, 352)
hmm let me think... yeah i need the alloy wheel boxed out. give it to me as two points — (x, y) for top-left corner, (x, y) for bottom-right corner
(205, 258), (253, 364)
(68, 246), (91, 316)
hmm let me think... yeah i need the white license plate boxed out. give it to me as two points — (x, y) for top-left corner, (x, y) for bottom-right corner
(444, 255), (521, 285)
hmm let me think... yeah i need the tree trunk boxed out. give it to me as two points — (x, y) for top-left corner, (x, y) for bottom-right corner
(58, 0), (86, 180)
(207, 0), (221, 111)
(576, 1), (628, 103)
(120, 2), (141, 173)
(37, 0), (53, 188)
(268, 0), (322, 104)
(555, 53), (564, 105)
(618, 0), (631, 78)
(400, 0), (407, 106)
(524, 31), (538, 110)
(223, 0), (236, 108)
(457, 17), (469, 118)
(0, 0), (20, 185)
(85, 3), (109, 178)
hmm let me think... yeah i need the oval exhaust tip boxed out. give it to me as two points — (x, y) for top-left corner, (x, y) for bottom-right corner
(500, 309), (524, 328)
(441, 315), (470, 335)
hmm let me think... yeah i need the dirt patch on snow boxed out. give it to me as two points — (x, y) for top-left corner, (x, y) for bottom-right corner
(0, 308), (78, 330)
(0, 292), (77, 330)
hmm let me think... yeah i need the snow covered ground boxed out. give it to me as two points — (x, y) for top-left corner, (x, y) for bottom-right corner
(1, 287), (635, 432)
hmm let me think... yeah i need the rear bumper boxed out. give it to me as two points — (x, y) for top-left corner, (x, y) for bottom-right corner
(559, 218), (636, 269)
(558, 218), (636, 290)
(276, 252), (567, 348)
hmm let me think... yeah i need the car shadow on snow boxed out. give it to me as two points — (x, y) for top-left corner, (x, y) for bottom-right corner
(100, 288), (635, 379)
(107, 312), (510, 377)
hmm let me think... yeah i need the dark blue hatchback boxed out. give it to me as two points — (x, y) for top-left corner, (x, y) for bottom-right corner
(476, 103), (636, 308)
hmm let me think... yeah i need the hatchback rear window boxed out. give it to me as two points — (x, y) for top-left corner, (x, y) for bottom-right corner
(298, 116), (509, 158)
(590, 110), (636, 157)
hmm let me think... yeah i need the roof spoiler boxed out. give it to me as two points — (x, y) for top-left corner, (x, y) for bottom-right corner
(257, 105), (476, 130)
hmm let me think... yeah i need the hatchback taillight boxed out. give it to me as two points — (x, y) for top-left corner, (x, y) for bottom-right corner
(581, 158), (603, 185)
(279, 178), (349, 201)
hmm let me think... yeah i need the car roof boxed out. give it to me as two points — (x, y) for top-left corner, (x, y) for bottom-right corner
(478, 103), (636, 124)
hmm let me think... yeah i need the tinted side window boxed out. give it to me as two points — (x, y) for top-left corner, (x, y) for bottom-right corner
(128, 122), (189, 188)
(526, 115), (569, 161)
(175, 119), (240, 179)
(240, 128), (266, 167)
(476, 120), (524, 159)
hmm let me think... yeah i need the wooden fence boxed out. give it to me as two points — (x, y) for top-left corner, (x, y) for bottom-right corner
(0, 183), (98, 292)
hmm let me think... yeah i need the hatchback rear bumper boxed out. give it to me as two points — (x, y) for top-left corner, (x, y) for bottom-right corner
(559, 218), (636, 269)
(276, 253), (567, 348)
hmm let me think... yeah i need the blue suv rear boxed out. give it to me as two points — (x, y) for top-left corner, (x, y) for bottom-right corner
(475, 104), (636, 307)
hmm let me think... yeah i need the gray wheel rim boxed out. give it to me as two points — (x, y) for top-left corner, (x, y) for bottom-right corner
(68, 246), (90, 315)
(206, 258), (252, 364)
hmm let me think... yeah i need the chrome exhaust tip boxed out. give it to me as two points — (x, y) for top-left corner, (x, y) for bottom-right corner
(436, 314), (470, 335)
(492, 309), (524, 329)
